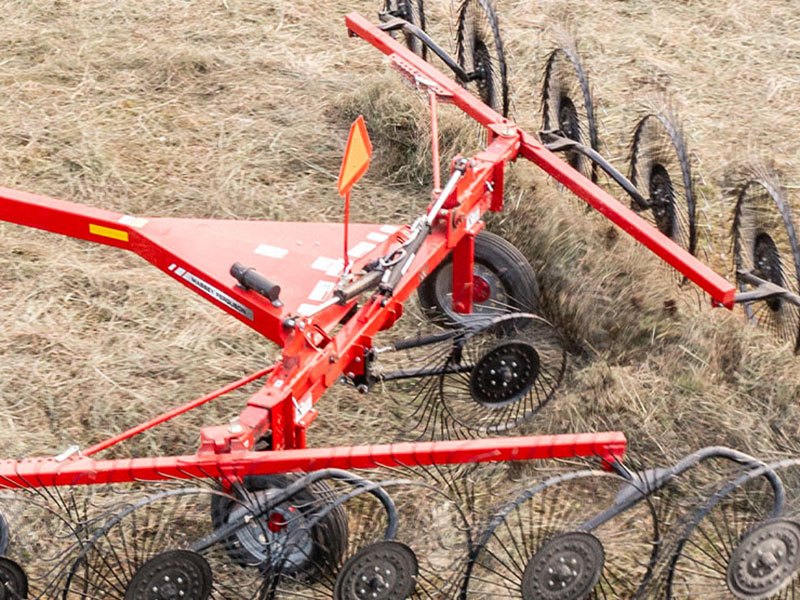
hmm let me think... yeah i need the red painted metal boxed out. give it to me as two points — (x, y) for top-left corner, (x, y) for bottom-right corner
(452, 232), (475, 314)
(0, 433), (626, 489)
(429, 90), (442, 193)
(83, 366), (275, 457)
(516, 132), (737, 308)
(344, 12), (737, 308)
(0, 9), (736, 496)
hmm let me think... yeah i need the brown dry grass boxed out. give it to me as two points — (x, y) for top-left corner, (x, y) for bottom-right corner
(0, 0), (799, 595)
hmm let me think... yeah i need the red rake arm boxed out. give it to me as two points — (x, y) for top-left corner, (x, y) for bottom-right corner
(345, 12), (737, 308)
(0, 432), (627, 489)
(0, 185), (132, 249)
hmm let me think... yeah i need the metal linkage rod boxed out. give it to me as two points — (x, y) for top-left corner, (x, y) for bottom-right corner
(735, 270), (800, 308)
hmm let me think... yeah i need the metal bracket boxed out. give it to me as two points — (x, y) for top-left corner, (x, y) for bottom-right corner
(735, 270), (800, 307)
(378, 17), (475, 83)
(540, 129), (650, 209)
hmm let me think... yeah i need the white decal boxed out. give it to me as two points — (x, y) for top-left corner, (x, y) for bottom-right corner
(296, 303), (318, 316)
(311, 257), (345, 277)
(255, 244), (289, 259)
(117, 215), (147, 229)
(118, 215), (149, 228)
(308, 280), (335, 302)
(467, 206), (481, 230)
(380, 225), (399, 234)
(347, 241), (376, 259)
(367, 232), (389, 243)
(294, 393), (313, 422)
(175, 267), (254, 320)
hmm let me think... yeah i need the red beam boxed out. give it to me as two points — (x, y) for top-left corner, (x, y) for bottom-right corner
(83, 365), (276, 457)
(345, 12), (737, 309)
(0, 433), (626, 489)
(518, 132), (736, 307)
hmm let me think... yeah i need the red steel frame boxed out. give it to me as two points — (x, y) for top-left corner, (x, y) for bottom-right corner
(0, 12), (744, 489)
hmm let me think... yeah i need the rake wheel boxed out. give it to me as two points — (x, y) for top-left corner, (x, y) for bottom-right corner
(263, 480), (470, 598)
(542, 43), (599, 184)
(437, 313), (565, 435)
(0, 490), (94, 598)
(383, 312), (566, 438)
(381, 0), (427, 60)
(417, 231), (539, 327)
(732, 175), (800, 351)
(210, 474), (348, 575)
(630, 112), (697, 260)
(63, 487), (275, 599)
(663, 459), (797, 599)
(461, 470), (659, 599)
(455, 0), (509, 117)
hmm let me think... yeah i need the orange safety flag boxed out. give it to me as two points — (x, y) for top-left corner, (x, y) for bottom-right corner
(337, 116), (373, 197)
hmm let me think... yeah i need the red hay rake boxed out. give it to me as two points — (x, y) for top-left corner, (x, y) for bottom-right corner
(0, 3), (799, 599)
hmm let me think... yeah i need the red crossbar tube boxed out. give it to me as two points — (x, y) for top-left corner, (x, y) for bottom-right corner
(0, 432), (626, 489)
(345, 12), (736, 308)
(83, 365), (275, 457)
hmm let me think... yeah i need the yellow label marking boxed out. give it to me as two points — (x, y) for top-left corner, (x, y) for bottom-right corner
(89, 224), (129, 242)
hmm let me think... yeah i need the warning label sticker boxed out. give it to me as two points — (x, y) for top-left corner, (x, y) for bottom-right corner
(169, 264), (254, 320)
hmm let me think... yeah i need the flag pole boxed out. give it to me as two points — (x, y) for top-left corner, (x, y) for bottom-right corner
(343, 189), (351, 273)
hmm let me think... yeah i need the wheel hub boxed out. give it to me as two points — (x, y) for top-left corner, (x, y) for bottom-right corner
(473, 275), (492, 303)
(470, 341), (540, 407)
(521, 532), (605, 600)
(334, 541), (418, 600)
(473, 39), (495, 109)
(0, 557), (27, 600)
(649, 164), (676, 237)
(753, 232), (784, 312)
(558, 95), (582, 171)
(125, 550), (212, 600)
(727, 519), (800, 599)
(226, 487), (314, 571)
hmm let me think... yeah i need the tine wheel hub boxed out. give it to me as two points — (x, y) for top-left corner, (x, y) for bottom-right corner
(226, 487), (314, 571)
(649, 164), (676, 238)
(521, 532), (605, 600)
(727, 519), (800, 599)
(334, 541), (418, 600)
(558, 95), (582, 170)
(125, 550), (212, 600)
(753, 232), (784, 312)
(470, 340), (540, 407)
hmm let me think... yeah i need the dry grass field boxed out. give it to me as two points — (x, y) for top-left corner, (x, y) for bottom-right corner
(0, 0), (798, 597)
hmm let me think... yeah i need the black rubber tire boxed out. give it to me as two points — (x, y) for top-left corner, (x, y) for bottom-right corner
(455, 0), (509, 117)
(542, 43), (599, 184)
(629, 111), (697, 258)
(417, 230), (539, 327)
(211, 474), (348, 575)
(381, 0), (427, 60)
